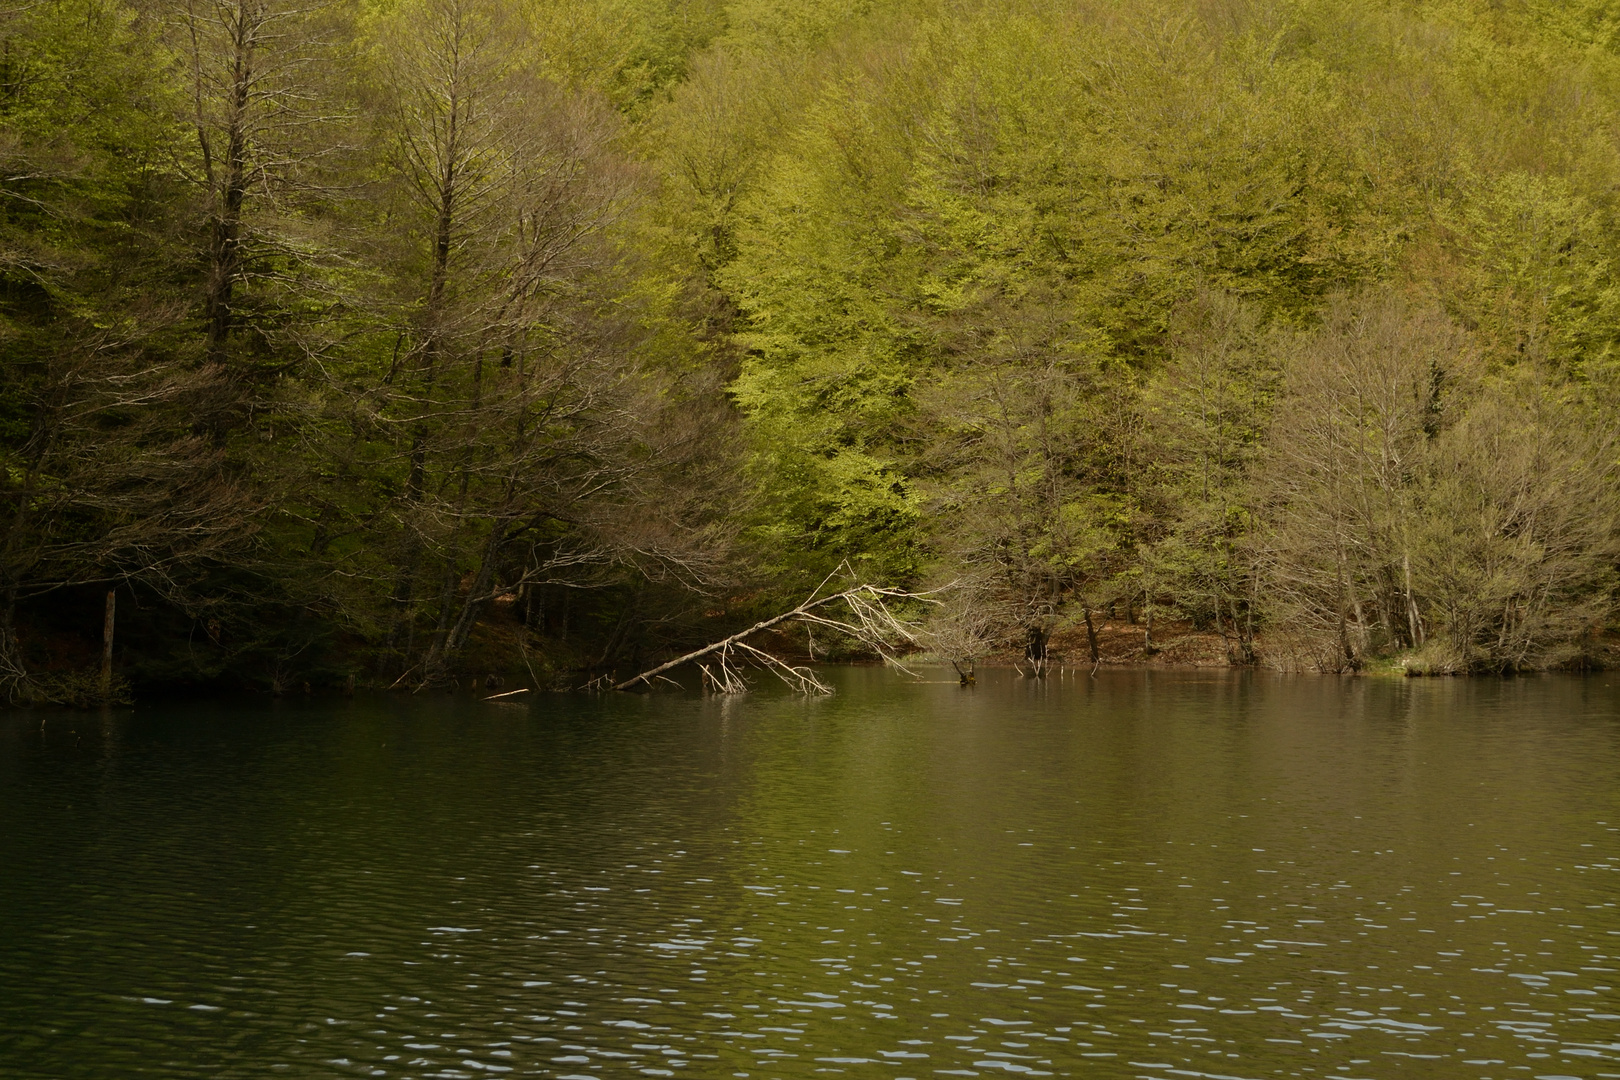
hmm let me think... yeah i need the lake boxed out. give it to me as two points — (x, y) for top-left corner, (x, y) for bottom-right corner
(2, 669), (1618, 1079)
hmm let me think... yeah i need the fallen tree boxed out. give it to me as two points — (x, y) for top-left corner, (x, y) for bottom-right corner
(612, 576), (929, 694)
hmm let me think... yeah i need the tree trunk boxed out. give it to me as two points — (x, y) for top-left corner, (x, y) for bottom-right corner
(1403, 551), (1424, 648)
(196, 0), (261, 441)
(1082, 604), (1101, 664)
(1229, 596), (1255, 665)
(596, 589), (640, 671)
(100, 589), (116, 701)
(422, 522), (508, 682)
(0, 583), (24, 699)
(1025, 626), (1048, 676)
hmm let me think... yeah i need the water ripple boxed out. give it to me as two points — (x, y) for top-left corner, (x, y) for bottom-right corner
(1, 670), (1618, 1078)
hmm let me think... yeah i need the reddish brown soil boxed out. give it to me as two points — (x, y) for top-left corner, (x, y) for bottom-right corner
(996, 619), (1239, 669)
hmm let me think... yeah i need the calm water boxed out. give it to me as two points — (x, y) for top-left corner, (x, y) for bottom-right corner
(2, 670), (1619, 1080)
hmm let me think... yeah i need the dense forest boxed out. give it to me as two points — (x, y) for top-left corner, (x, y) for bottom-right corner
(4, 0), (1620, 700)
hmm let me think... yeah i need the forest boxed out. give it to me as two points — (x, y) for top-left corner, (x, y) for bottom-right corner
(3, 0), (1620, 701)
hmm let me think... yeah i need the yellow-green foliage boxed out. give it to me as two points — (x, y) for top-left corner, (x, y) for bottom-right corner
(659, 0), (1620, 661)
(7, 0), (1620, 687)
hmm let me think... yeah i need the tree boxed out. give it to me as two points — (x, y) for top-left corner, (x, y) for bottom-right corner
(1138, 290), (1279, 662)
(917, 338), (1131, 673)
(171, 0), (347, 436)
(1411, 374), (1619, 672)
(340, 0), (737, 684)
(0, 0), (263, 698)
(1259, 292), (1469, 671)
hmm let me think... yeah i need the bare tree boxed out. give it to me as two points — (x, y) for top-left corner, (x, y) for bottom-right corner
(916, 575), (997, 682)
(172, 0), (345, 435)
(1259, 291), (1471, 671)
(350, 0), (738, 686)
(0, 0), (270, 700)
(1411, 374), (1619, 671)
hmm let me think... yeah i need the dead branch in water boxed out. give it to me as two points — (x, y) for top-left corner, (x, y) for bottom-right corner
(612, 574), (931, 694)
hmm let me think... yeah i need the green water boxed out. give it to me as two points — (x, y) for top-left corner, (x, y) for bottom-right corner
(2, 669), (1618, 1079)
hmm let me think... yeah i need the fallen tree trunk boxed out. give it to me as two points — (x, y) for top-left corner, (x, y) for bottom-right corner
(612, 581), (923, 693)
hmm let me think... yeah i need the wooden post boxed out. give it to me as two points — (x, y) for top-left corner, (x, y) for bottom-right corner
(100, 589), (116, 700)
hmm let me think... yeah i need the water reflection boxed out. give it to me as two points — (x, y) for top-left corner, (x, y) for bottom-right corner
(1, 670), (1618, 1078)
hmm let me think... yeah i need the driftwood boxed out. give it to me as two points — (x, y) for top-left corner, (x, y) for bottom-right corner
(612, 579), (928, 694)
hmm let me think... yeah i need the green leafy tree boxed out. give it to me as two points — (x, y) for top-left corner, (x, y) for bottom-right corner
(1139, 291), (1279, 662)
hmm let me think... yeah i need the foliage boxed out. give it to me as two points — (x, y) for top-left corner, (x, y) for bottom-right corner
(7, 0), (1620, 699)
